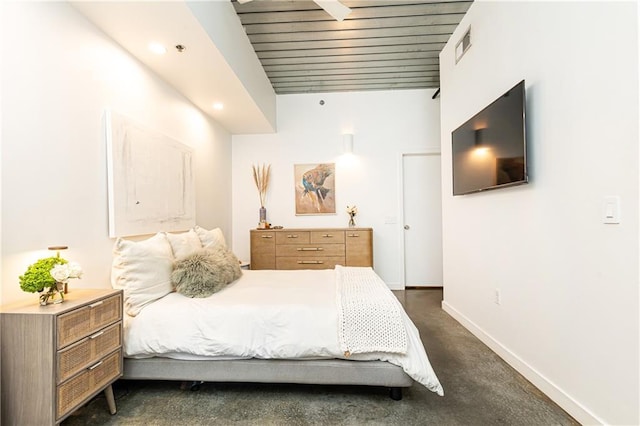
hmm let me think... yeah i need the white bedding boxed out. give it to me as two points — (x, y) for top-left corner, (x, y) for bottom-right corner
(123, 267), (444, 396)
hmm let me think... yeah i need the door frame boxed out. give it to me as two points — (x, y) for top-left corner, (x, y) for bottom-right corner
(398, 150), (442, 288)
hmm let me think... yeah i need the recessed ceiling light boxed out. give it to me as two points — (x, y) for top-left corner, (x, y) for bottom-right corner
(213, 102), (224, 110)
(148, 42), (167, 55)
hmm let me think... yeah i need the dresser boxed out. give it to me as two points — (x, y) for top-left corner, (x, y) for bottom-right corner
(1, 288), (123, 425)
(250, 227), (373, 270)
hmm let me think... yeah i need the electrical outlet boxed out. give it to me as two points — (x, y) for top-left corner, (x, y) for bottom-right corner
(494, 288), (501, 305)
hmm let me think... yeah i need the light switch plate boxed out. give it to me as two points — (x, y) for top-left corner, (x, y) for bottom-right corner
(603, 196), (621, 224)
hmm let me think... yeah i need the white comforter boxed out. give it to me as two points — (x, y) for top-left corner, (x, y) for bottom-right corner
(124, 267), (444, 396)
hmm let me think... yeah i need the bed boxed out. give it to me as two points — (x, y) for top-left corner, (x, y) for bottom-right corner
(111, 229), (444, 400)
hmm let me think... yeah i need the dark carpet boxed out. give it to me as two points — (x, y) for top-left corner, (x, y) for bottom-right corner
(63, 288), (577, 425)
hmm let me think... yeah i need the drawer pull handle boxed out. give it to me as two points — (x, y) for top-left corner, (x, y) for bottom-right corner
(89, 331), (104, 340)
(322, 234), (333, 238)
(89, 301), (104, 308)
(261, 235), (273, 239)
(297, 247), (323, 251)
(88, 361), (103, 370)
(348, 234), (360, 238)
(287, 235), (299, 238)
(297, 260), (323, 264)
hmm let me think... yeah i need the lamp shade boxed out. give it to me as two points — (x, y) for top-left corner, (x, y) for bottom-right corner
(48, 246), (68, 258)
(343, 134), (354, 153)
(474, 128), (486, 146)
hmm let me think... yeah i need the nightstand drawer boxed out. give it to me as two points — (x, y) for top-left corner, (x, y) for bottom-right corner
(57, 293), (122, 349)
(89, 293), (122, 332)
(57, 349), (122, 419)
(58, 322), (122, 383)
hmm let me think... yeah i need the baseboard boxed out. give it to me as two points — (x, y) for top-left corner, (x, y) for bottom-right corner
(441, 301), (603, 425)
(387, 281), (403, 291)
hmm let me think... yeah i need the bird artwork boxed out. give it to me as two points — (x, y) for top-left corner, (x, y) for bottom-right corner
(295, 163), (336, 214)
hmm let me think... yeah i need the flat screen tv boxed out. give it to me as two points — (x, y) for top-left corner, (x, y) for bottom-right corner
(451, 80), (528, 196)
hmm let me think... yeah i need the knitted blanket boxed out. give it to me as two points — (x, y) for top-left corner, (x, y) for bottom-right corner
(335, 266), (408, 356)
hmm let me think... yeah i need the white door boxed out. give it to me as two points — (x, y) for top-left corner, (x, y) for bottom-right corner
(402, 154), (443, 287)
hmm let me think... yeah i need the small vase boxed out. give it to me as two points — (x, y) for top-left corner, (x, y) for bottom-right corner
(39, 285), (64, 306)
(259, 206), (267, 223)
(348, 216), (356, 228)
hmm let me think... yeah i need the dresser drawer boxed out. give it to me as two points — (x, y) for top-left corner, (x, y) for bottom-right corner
(310, 230), (345, 244)
(275, 231), (310, 244)
(56, 349), (122, 419)
(57, 294), (122, 349)
(251, 231), (275, 246)
(57, 322), (122, 384)
(276, 257), (345, 270)
(251, 231), (276, 269)
(276, 244), (345, 257)
(346, 229), (373, 267)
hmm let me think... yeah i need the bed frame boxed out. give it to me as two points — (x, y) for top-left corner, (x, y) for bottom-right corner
(123, 357), (414, 400)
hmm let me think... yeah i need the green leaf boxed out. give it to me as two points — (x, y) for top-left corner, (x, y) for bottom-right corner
(19, 257), (68, 293)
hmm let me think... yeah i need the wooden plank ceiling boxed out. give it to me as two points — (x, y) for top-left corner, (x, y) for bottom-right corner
(232, 0), (473, 94)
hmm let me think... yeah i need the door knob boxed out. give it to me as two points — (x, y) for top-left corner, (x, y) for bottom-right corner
(404, 225), (410, 230)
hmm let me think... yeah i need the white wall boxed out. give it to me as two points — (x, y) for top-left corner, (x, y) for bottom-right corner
(232, 90), (441, 288)
(1, 2), (233, 304)
(440, 2), (639, 424)
(187, 1), (277, 133)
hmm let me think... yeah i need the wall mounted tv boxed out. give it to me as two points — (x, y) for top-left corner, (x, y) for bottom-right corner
(451, 80), (528, 196)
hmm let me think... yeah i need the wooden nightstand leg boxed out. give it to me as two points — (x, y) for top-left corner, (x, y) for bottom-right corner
(104, 384), (117, 415)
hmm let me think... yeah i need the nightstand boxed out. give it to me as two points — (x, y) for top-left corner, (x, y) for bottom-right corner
(1, 288), (123, 425)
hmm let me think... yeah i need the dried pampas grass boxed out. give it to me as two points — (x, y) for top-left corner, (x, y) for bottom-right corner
(252, 163), (271, 207)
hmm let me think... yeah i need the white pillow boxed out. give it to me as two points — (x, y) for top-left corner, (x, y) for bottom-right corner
(111, 232), (174, 317)
(165, 229), (202, 259)
(194, 226), (227, 249)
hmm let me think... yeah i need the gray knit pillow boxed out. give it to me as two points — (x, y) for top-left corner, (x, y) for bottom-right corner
(171, 246), (242, 298)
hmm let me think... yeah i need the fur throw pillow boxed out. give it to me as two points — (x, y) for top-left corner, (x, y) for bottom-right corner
(171, 246), (242, 298)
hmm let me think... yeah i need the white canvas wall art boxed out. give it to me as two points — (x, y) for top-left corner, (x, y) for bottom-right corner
(105, 110), (195, 237)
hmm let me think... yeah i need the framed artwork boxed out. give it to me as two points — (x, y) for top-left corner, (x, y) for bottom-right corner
(105, 109), (195, 237)
(294, 163), (336, 215)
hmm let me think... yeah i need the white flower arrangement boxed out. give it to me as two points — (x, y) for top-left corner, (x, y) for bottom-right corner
(50, 262), (83, 283)
(346, 205), (357, 227)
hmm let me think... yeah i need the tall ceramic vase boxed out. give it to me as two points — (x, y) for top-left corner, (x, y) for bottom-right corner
(259, 206), (267, 223)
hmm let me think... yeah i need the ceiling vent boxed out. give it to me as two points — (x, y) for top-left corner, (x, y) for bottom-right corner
(455, 27), (471, 63)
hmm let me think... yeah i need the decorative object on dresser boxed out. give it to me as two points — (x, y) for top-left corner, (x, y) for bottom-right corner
(0, 289), (123, 425)
(250, 228), (373, 270)
(252, 163), (271, 228)
(19, 250), (83, 305)
(346, 205), (358, 227)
